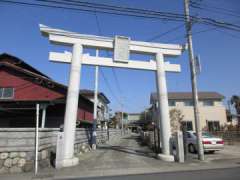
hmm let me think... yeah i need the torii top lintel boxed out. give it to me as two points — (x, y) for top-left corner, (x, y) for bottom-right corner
(40, 24), (184, 56)
(40, 24), (184, 72)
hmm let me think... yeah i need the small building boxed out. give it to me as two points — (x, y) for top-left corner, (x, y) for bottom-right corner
(111, 111), (128, 129)
(0, 53), (93, 128)
(150, 92), (227, 131)
(79, 89), (110, 129)
(127, 113), (141, 132)
(127, 113), (141, 124)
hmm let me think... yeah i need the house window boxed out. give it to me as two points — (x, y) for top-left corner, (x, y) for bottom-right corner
(203, 100), (214, 106)
(0, 87), (14, 99)
(181, 121), (193, 131)
(184, 100), (193, 106)
(207, 121), (220, 131)
(169, 100), (176, 106)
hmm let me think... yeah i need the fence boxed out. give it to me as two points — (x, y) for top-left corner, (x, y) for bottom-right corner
(211, 131), (240, 144)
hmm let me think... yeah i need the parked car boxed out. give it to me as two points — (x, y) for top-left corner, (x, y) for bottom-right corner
(186, 131), (224, 153)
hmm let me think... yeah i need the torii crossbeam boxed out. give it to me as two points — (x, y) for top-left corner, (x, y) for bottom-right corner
(40, 24), (185, 168)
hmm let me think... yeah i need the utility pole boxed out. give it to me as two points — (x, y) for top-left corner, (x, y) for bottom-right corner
(35, 103), (40, 175)
(144, 109), (146, 122)
(92, 49), (99, 150)
(121, 103), (124, 135)
(184, 0), (204, 160)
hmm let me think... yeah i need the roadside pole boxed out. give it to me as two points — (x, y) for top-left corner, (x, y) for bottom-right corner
(121, 103), (124, 135)
(35, 103), (40, 175)
(184, 0), (204, 160)
(155, 73), (161, 153)
(92, 49), (99, 150)
(144, 109), (146, 122)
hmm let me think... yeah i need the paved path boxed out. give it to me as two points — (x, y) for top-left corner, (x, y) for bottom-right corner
(54, 133), (168, 177)
(76, 134), (160, 170)
(1, 133), (240, 180)
(52, 133), (240, 179)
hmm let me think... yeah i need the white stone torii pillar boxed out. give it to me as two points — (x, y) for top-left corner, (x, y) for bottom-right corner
(156, 53), (172, 160)
(61, 43), (82, 166)
(39, 24), (184, 167)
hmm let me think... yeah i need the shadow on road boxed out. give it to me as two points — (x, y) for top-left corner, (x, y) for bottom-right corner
(98, 135), (156, 159)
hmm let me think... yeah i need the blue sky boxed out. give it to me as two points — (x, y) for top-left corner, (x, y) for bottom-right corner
(0, 0), (240, 113)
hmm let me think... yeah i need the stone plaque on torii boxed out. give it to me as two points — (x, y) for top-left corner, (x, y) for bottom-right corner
(40, 24), (185, 168)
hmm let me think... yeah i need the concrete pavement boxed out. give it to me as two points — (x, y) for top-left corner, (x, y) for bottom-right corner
(0, 133), (240, 180)
(52, 134), (240, 179)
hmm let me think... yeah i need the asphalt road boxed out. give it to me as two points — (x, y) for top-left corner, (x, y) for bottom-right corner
(74, 167), (240, 180)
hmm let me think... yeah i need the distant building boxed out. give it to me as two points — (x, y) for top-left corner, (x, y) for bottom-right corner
(127, 113), (141, 124)
(150, 92), (227, 131)
(126, 113), (141, 131)
(80, 89), (110, 129)
(0, 53), (93, 128)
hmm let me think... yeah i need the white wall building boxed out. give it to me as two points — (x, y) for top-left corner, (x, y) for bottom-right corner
(80, 89), (110, 129)
(127, 113), (141, 124)
(150, 92), (227, 131)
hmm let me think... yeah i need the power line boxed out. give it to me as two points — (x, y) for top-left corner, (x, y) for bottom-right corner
(35, 0), (240, 32)
(165, 34), (186, 43)
(38, 0), (240, 31)
(147, 24), (185, 42)
(191, 0), (240, 16)
(93, 5), (143, 112)
(164, 25), (240, 43)
(162, 16), (240, 43)
(28, 0), (185, 21)
(191, 23), (240, 39)
(2, 0), (240, 32)
(190, 4), (240, 19)
(1, 1), (239, 45)
(99, 68), (121, 105)
(39, 0), (186, 20)
(57, 0), (240, 31)
(93, 8), (124, 108)
(0, 0), (135, 110)
(190, 0), (240, 18)
(111, 68), (123, 94)
(214, 28), (240, 39)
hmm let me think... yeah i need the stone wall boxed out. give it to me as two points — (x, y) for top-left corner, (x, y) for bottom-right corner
(0, 128), (121, 174)
(0, 128), (58, 174)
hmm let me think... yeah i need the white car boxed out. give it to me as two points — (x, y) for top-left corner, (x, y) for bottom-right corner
(186, 131), (224, 153)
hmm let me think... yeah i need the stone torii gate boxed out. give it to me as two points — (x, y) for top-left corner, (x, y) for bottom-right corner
(40, 24), (184, 168)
